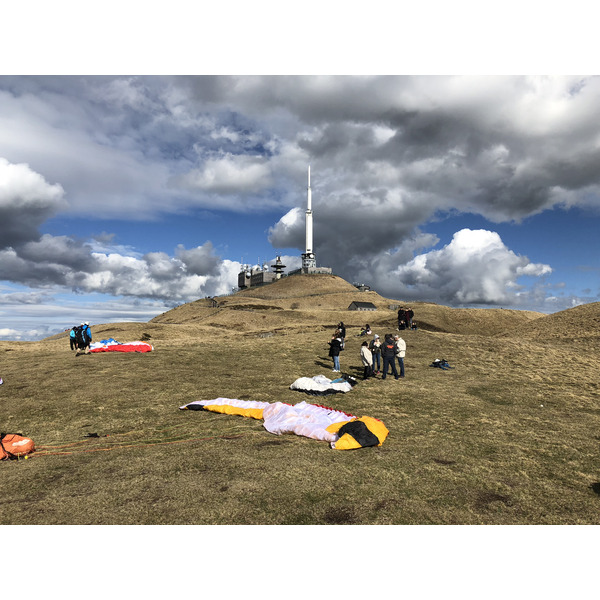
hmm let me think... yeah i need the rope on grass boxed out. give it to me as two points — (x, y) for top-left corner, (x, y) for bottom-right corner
(31, 424), (261, 458)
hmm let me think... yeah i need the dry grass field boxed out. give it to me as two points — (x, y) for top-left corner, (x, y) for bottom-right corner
(1, 274), (599, 525)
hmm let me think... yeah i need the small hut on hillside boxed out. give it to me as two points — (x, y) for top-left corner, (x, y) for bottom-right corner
(348, 301), (377, 312)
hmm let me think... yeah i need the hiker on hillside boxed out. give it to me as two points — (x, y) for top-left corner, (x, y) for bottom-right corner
(394, 334), (406, 378)
(406, 308), (414, 329)
(328, 333), (343, 373)
(337, 322), (346, 339)
(369, 334), (382, 374)
(360, 341), (373, 380)
(398, 308), (406, 330)
(381, 333), (400, 380)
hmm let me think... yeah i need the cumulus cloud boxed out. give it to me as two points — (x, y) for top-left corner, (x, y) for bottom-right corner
(71, 245), (238, 301)
(171, 154), (272, 196)
(0, 158), (238, 303)
(0, 328), (22, 339)
(362, 229), (552, 306)
(0, 157), (65, 247)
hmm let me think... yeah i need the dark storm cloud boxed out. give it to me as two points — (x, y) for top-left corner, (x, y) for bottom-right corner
(19, 235), (98, 272)
(176, 242), (221, 276)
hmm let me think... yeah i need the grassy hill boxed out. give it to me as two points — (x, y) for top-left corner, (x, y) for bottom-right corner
(1, 274), (599, 525)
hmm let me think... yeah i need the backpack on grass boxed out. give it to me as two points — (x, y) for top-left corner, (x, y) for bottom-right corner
(0, 433), (35, 460)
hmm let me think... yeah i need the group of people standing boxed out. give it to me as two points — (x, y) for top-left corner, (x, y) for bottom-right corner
(328, 321), (407, 381)
(361, 332), (406, 380)
(397, 307), (415, 330)
(69, 322), (92, 355)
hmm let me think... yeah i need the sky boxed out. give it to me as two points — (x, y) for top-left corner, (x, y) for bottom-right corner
(1, 5), (600, 342)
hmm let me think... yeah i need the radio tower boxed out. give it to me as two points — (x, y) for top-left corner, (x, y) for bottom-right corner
(301, 165), (317, 271)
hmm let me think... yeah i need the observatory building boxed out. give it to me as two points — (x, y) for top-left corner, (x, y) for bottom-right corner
(237, 256), (287, 290)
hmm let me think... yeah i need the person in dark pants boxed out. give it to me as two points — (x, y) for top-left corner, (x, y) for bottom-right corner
(69, 326), (78, 351)
(394, 334), (406, 378)
(360, 341), (373, 380)
(328, 334), (343, 372)
(369, 334), (382, 374)
(381, 333), (399, 380)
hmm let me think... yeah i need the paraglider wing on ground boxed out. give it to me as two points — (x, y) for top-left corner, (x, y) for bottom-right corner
(180, 397), (388, 450)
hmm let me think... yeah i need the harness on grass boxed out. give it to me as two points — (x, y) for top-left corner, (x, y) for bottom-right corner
(430, 359), (454, 370)
(0, 432), (36, 460)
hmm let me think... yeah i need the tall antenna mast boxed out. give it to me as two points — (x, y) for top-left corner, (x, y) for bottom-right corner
(302, 165), (317, 271)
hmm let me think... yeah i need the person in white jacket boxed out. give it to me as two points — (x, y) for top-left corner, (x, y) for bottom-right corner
(360, 341), (373, 380)
(394, 334), (406, 378)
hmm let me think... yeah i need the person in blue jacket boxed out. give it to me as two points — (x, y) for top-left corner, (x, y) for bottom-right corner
(69, 326), (78, 351)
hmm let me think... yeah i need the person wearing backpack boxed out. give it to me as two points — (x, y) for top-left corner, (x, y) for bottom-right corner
(81, 322), (92, 354)
(394, 334), (406, 378)
(381, 333), (399, 380)
(74, 325), (85, 354)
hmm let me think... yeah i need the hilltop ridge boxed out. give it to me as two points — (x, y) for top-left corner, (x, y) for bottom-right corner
(32, 274), (600, 346)
(149, 273), (544, 338)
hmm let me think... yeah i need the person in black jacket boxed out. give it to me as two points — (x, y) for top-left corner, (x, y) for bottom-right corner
(381, 333), (399, 380)
(328, 334), (343, 372)
(397, 308), (406, 330)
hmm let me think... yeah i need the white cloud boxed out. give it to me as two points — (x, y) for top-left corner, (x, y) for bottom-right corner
(0, 157), (65, 247)
(172, 154), (272, 196)
(364, 229), (552, 306)
(0, 328), (21, 338)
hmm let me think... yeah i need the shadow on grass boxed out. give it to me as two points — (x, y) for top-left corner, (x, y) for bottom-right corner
(315, 358), (332, 370)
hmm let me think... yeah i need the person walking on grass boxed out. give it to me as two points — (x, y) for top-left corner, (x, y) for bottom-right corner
(394, 334), (406, 378)
(360, 341), (373, 380)
(328, 333), (343, 373)
(381, 333), (399, 380)
(369, 334), (382, 374)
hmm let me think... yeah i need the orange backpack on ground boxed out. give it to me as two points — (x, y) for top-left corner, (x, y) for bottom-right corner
(0, 433), (35, 460)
